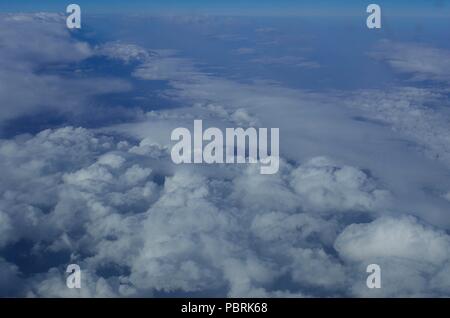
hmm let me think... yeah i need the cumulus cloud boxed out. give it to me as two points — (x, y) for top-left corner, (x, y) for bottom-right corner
(0, 123), (400, 297)
(290, 157), (390, 213)
(335, 216), (450, 297)
(335, 216), (450, 264)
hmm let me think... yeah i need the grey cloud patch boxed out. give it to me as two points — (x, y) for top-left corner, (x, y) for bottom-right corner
(250, 56), (321, 69)
(0, 14), (132, 128)
(370, 40), (450, 82)
(346, 87), (450, 169)
(0, 13), (91, 66)
(232, 48), (256, 55)
(0, 258), (23, 295)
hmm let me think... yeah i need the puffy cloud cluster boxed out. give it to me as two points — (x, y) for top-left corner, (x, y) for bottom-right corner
(336, 216), (450, 265)
(290, 157), (390, 213)
(1, 124), (448, 298)
(335, 216), (450, 297)
(3, 125), (432, 297)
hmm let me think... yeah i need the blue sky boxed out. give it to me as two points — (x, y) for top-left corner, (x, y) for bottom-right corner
(1, 0), (449, 16)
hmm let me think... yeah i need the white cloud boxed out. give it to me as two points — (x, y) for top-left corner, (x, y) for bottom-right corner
(335, 216), (450, 297)
(0, 123), (395, 297)
(370, 40), (450, 82)
(96, 42), (153, 63)
(0, 14), (131, 125)
(0, 13), (91, 66)
(251, 212), (337, 246)
(335, 216), (450, 265)
(290, 157), (390, 214)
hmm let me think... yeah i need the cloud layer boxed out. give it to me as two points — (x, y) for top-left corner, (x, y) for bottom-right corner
(0, 14), (449, 298)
